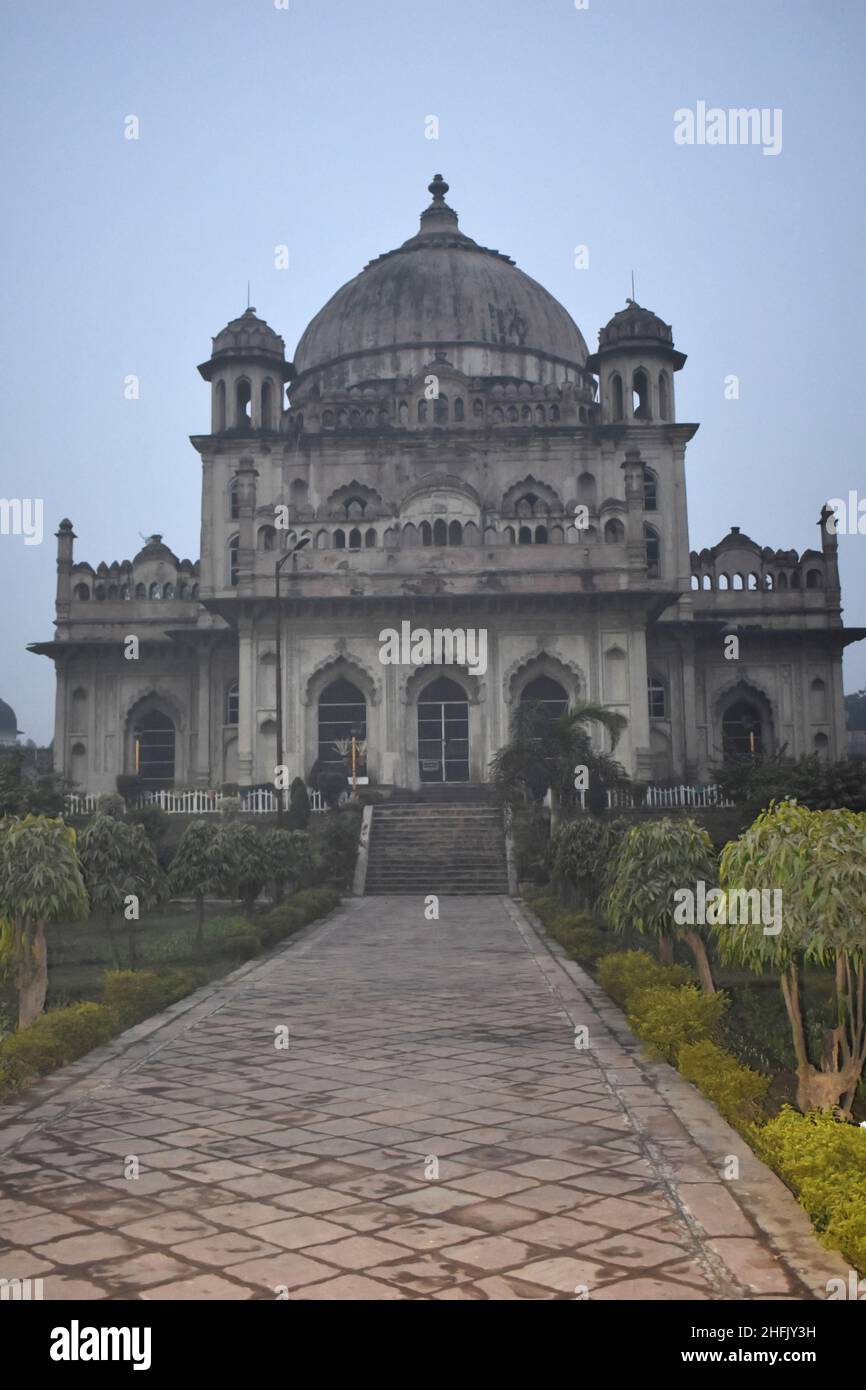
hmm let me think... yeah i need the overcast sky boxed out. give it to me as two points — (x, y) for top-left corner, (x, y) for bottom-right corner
(1, 0), (864, 744)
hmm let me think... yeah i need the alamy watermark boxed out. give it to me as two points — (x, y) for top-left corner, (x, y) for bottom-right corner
(674, 102), (782, 157)
(378, 622), (487, 676)
(673, 881), (782, 936)
(0, 497), (43, 545)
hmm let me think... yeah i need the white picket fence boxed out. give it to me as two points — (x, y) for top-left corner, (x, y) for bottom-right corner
(65, 787), (327, 817)
(601, 784), (734, 811)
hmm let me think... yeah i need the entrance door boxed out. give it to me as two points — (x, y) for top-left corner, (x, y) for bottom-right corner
(418, 676), (469, 783)
(133, 710), (176, 788)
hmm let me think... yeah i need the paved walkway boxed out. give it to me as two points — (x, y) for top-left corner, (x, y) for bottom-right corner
(0, 897), (845, 1300)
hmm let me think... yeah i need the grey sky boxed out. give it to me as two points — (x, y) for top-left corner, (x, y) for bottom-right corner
(2, 0), (864, 744)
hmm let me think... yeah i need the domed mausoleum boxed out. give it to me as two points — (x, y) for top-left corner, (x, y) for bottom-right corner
(31, 178), (861, 800)
(0, 698), (20, 747)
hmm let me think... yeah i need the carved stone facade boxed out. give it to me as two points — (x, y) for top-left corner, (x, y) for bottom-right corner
(31, 178), (862, 794)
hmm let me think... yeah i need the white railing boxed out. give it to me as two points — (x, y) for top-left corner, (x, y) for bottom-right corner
(603, 783), (734, 811)
(65, 787), (327, 816)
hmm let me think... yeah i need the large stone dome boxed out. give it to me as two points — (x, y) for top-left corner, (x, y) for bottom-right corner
(292, 177), (588, 390)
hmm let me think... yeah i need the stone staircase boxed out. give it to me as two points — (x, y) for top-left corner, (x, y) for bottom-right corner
(364, 803), (510, 895)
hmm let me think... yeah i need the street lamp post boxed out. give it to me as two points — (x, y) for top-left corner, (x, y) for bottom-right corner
(274, 534), (310, 825)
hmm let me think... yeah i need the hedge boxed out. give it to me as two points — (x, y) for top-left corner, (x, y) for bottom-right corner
(0, 1002), (119, 1094)
(596, 950), (692, 1009)
(102, 969), (192, 1027)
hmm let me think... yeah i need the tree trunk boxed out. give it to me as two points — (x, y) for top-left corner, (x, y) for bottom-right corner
(15, 922), (48, 1029)
(684, 930), (716, 993)
(658, 934), (674, 965)
(195, 895), (205, 953)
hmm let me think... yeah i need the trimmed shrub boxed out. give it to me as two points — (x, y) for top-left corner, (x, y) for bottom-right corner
(287, 778), (311, 829)
(678, 1039), (770, 1130)
(0, 1002), (118, 1092)
(596, 950), (692, 1010)
(758, 1108), (866, 1273)
(628, 984), (728, 1063)
(260, 887), (341, 945)
(542, 908), (614, 969)
(102, 970), (191, 1027)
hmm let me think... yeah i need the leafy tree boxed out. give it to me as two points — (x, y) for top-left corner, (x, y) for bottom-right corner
(0, 748), (67, 818)
(78, 813), (165, 965)
(605, 817), (717, 993)
(551, 817), (627, 909)
(262, 828), (312, 903)
(718, 801), (866, 1115)
(712, 751), (866, 815)
(0, 816), (88, 1027)
(217, 820), (269, 911)
(490, 701), (628, 824)
(167, 820), (227, 951)
(845, 689), (866, 732)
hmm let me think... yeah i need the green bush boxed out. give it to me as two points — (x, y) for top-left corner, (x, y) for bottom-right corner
(309, 808), (362, 888)
(596, 950), (692, 1010)
(0, 1002), (119, 1092)
(758, 1108), (866, 1273)
(260, 887), (341, 945)
(542, 908), (614, 969)
(628, 984), (728, 1063)
(102, 969), (192, 1027)
(678, 1039), (770, 1130)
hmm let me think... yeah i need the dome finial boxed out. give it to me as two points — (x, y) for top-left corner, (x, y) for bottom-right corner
(420, 174), (458, 234)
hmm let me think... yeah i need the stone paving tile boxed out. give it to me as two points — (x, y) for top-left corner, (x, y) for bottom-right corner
(0, 895), (845, 1301)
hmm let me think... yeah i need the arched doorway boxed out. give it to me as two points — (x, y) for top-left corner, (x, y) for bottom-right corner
(133, 710), (176, 788)
(722, 701), (764, 760)
(519, 675), (568, 719)
(418, 676), (469, 783)
(317, 678), (367, 777)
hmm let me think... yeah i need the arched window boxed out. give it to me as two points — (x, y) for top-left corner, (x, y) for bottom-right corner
(433, 394), (448, 424)
(179, 583), (189, 598)
(420, 521), (433, 547)
(261, 380), (274, 430)
(690, 575), (700, 591)
(648, 677), (667, 719)
(521, 404), (532, 423)
(226, 683), (239, 725)
(643, 467), (658, 511)
(258, 526), (276, 551)
(433, 518), (447, 547)
(133, 709), (176, 788)
(322, 409), (335, 429)
(549, 405), (560, 422)
(190, 583), (198, 598)
(229, 536), (240, 587)
(454, 398), (464, 422)
(291, 478), (309, 512)
(149, 582), (161, 600)
(518, 525), (533, 545)
(473, 398), (484, 419)
(520, 675), (568, 719)
(702, 574), (713, 590)
(723, 701), (764, 760)
(448, 520), (463, 546)
(503, 526), (515, 544)
(633, 369), (651, 419)
(576, 472), (597, 509)
(806, 568), (822, 589)
(107, 584), (118, 599)
(535, 524), (548, 544)
(507, 405), (519, 422)
(813, 732), (829, 759)
(318, 678), (367, 773)
(348, 527), (362, 550)
(398, 401), (409, 425)
(776, 572), (788, 590)
(718, 573), (730, 590)
(535, 404), (546, 424)
(418, 675), (469, 784)
(645, 525), (660, 577)
(215, 379), (226, 432)
(134, 583), (146, 599)
(235, 379), (252, 430)
(763, 574), (774, 591)
(334, 528), (346, 550)
(94, 584), (105, 600)
(604, 518), (625, 544)
(162, 583), (175, 599)
(658, 372), (671, 421)
(417, 400), (428, 423)
(343, 495), (366, 520)
(611, 374), (624, 420)
(732, 573), (744, 591)
(74, 583), (91, 600)
(747, 573), (758, 590)
(228, 478), (241, 520)
(365, 527), (377, 548)
(790, 571), (801, 589)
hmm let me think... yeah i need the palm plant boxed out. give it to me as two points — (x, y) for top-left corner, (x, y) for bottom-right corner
(489, 700), (628, 823)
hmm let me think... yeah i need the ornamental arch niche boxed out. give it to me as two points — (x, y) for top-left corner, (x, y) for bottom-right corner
(714, 681), (775, 762)
(503, 650), (584, 711)
(303, 654), (380, 782)
(123, 690), (187, 788)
